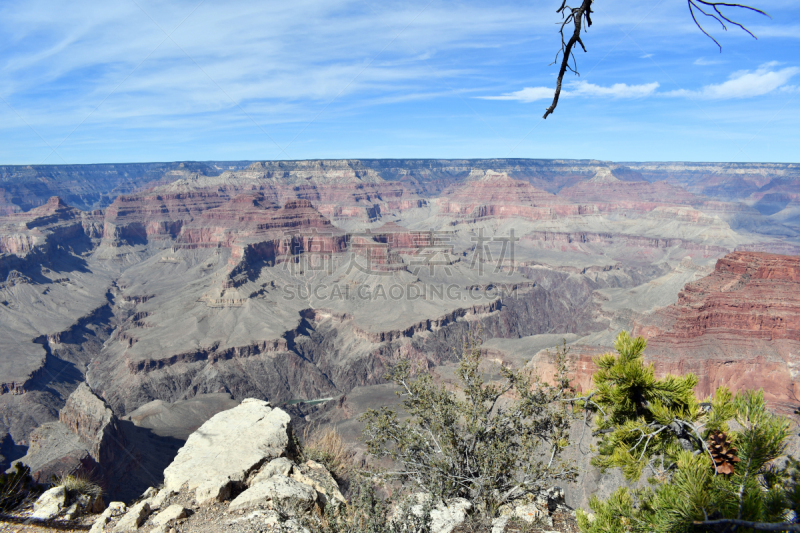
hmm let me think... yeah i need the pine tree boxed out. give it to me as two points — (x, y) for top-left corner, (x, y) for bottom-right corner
(576, 331), (800, 533)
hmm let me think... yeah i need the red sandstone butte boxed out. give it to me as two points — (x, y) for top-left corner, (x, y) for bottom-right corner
(560, 253), (800, 411)
(636, 252), (800, 411)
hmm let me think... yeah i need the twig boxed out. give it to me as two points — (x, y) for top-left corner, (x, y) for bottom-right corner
(544, 0), (593, 119)
(687, 0), (770, 50)
(694, 519), (800, 531)
(544, 0), (769, 116)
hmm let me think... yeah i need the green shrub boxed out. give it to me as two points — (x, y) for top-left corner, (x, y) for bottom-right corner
(361, 332), (576, 517)
(577, 331), (800, 533)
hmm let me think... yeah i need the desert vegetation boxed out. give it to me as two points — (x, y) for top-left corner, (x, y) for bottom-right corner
(303, 331), (800, 532)
(7, 330), (799, 533)
(0, 463), (38, 512)
(361, 332), (577, 516)
(577, 332), (800, 532)
(54, 473), (104, 500)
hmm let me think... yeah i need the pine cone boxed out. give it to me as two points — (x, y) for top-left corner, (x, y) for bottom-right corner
(708, 430), (740, 475)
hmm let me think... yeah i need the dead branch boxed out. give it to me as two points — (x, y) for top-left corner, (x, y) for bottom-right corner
(688, 0), (771, 50)
(694, 519), (800, 531)
(544, 0), (770, 118)
(544, 0), (593, 119)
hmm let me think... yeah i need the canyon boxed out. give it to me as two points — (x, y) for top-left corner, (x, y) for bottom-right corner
(1, 158), (799, 498)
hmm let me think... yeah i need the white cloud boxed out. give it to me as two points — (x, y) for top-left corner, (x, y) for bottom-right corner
(567, 81), (660, 98)
(641, 53), (653, 59)
(694, 58), (725, 66)
(0, 0), (554, 126)
(666, 63), (799, 99)
(477, 86), (553, 102)
(477, 81), (659, 102)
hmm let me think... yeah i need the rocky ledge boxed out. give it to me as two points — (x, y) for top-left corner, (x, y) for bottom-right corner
(17, 383), (127, 485)
(56, 398), (570, 533)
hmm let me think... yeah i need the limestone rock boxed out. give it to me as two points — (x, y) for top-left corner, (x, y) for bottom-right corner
(250, 456), (293, 485)
(398, 493), (472, 533)
(499, 502), (545, 524)
(113, 500), (151, 532)
(31, 485), (67, 520)
(491, 516), (509, 533)
(64, 503), (80, 520)
(163, 399), (293, 504)
(151, 504), (190, 526)
(224, 509), (281, 527)
(429, 498), (472, 533)
(290, 460), (345, 507)
(281, 518), (312, 533)
(140, 487), (158, 500)
(89, 501), (126, 533)
(228, 476), (317, 514)
(74, 492), (107, 514)
(149, 487), (174, 510)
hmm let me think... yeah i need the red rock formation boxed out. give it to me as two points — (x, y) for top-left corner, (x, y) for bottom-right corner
(565, 252), (800, 412)
(640, 252), (800, 341)
(558, 168), (701, 207)
(437, 170), (580, 220)
(0, 196), (87, 255)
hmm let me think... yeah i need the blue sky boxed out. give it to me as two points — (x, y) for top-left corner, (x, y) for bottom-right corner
(0, 0), (798, 164)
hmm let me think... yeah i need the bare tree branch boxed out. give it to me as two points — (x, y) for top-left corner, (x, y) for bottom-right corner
(545, 0), (770, 118)
(688, 0), (771, 50)
(544, 0), (593, 119)
(694, 519), (800, 531)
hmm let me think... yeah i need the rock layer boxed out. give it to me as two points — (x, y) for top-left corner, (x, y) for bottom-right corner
(560, 252), (800, 412)
(1, 158), (798, 491)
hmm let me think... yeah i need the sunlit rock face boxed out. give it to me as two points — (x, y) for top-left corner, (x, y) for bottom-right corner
(0, 158), (799, 474)
(550, 252), (800, 414)
(634, 252), (800, 413)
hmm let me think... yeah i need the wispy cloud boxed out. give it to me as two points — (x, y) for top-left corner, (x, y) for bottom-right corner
(477, 86), (553, 102)
(665, 63), (799, 99)
(0, 0), (798, 163)
(568, 81), (660, 98)
(694, 58), (725, 66)
(477, 81), (659, 102)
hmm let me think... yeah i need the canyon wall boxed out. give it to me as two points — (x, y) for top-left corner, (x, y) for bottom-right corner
(1, 158), (798, 485)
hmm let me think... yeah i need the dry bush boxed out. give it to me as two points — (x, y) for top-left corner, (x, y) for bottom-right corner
(301, 425), (354, 483)
(0, 463), (38, 511)
(55, 473), (103, 498)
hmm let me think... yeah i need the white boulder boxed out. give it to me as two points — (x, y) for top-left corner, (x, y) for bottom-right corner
(228, 476), (317, 514)
(31, 486), (67, 520)
(162, 399), (293, 504)
(113, 500), (151, 532)
(151, 504), (190, 526)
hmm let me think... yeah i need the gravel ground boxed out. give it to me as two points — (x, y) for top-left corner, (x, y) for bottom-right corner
(2, 485), (580, 533)
(0, 513), (92, 532)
